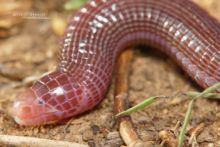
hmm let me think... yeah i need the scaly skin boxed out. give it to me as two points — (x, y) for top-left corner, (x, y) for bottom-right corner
(13, 0), (220, 125)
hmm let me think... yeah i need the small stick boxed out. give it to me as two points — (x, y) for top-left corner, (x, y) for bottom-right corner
(159, 130), (178, 147)
(188, 123), (205, 144)
(114, 49), (142, 146)
(0, 135), (88, 147)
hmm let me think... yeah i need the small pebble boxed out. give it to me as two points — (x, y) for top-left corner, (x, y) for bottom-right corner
(82, 129), (94, 141)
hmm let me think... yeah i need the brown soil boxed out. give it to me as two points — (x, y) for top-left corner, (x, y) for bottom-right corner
(0, 0), (220, 146)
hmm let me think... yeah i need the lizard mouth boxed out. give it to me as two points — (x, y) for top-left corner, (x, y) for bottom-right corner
(13, 88), (62, 126)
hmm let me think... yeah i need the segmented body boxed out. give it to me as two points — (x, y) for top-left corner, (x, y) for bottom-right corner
(13, 0), (220, 125)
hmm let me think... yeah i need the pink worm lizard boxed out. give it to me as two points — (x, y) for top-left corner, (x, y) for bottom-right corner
(13, 0), (220, 125)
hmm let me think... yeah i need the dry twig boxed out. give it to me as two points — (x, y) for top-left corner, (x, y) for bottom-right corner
(0, 135), (88, 147)
(188, 123), (205, 145)
(114, 49), (144, 146)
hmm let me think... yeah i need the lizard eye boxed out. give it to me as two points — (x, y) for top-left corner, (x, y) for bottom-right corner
(38, 99), (44, 105)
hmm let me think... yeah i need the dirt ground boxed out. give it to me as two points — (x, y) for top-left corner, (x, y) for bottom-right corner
(0, 0), (220, 147)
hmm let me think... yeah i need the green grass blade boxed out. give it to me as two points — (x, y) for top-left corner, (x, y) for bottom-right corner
(178, 82), (220, 147)
(194, 82), (220, 99)
(185, 91), (220, 99)
(115, 96), (158, 117)
(178, 99), (194, 147)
